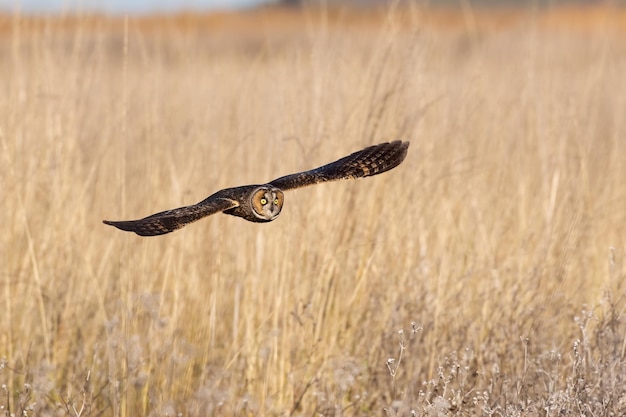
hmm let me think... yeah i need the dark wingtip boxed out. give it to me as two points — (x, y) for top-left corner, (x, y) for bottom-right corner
(381, 140), (410, 172)
(102, 219), (137, 234)
(390, 139), (410, 151)
(103, 218), (172, 237)
(393, 139), (410, 157)
(103, 219), (129, 231)
(399, 140), (410, 162)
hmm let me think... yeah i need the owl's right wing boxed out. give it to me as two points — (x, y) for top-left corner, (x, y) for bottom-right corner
(269, 140), (409, 191)
(103, 197), (238, 236)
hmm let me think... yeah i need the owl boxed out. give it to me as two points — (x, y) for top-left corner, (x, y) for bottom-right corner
(103, 140), (409, 236)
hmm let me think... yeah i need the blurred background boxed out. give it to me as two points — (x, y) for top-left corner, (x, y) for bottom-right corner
(2, 0), (625, 14)
(1, 0), (626, 416)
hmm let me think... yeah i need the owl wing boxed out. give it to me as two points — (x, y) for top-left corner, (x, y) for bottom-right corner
(103, 196), (239, 236)
(269, 140), (409, 191)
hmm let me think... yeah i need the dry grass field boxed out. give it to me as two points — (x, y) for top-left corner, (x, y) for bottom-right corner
(1, 5), (626, 416)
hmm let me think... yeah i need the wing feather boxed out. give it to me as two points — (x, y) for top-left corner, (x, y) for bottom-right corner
(269, 140), (409, 191)
(103, 197), (238, 236)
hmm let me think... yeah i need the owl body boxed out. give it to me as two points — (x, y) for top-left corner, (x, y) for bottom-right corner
(104, 141), (409, 236)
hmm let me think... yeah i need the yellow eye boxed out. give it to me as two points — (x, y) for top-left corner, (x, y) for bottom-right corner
(274, 199), (279, 205)
(260, 198), (267, 205)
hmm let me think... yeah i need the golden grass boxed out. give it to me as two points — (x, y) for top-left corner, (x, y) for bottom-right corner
(1, 5), (626, 416)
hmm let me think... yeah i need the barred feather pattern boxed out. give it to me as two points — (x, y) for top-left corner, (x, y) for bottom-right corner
(103, 141), (409, 236)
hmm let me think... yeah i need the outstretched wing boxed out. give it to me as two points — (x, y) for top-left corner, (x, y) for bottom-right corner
(103, 197), (238, 236)
(269, 140), (409, 191)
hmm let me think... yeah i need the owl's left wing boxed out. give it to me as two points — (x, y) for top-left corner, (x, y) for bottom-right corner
(269, 140), (409, 191)
(103, 197), (238, 236)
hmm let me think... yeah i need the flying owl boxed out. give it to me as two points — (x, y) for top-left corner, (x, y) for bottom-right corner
(103, 140), (409, 236)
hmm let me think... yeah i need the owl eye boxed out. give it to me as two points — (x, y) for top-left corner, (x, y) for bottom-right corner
(274, 199), (279, 205)
(260, 198), (267, 205)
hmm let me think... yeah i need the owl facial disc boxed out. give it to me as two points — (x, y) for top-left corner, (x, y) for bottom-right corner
(251, 187), (284, 221)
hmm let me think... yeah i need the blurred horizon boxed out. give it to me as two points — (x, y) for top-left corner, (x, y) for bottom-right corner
(0, 0), (621, 15)
(0, 0), (271, 14)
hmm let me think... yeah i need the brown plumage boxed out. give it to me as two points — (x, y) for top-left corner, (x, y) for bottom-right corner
(103, 140), (409, 236)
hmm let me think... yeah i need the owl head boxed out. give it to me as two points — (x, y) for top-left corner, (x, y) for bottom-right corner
(250, 186), (284, 221)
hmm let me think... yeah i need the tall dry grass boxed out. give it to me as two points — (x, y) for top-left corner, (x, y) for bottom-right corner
(1, 6), (626, 416)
